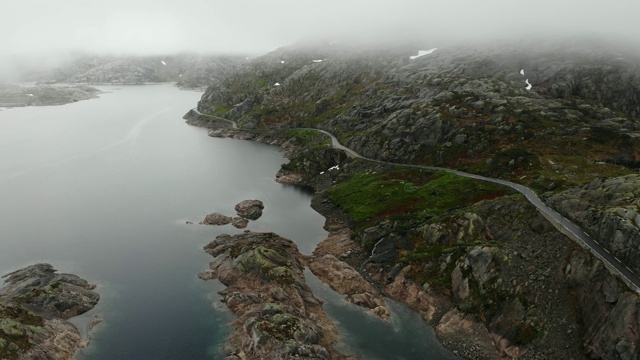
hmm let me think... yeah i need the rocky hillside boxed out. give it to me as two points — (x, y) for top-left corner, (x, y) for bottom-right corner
(188, 38), (640, 359)
(197, 38), (640, 191)
(17, 53), (245, 88)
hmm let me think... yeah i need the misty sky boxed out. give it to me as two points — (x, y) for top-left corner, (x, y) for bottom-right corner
(2, 0), (639, 56)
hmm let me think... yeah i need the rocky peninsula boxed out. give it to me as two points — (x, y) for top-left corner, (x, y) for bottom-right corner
(0, 263), (100, 359)
(0, 84), (99, 108)
(199, 232), (353, 359)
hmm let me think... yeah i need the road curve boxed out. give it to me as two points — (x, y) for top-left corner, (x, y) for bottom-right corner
(189, 108), (640, 293)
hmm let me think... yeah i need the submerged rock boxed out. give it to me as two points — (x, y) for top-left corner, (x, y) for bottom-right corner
(0, 263), (100, 360)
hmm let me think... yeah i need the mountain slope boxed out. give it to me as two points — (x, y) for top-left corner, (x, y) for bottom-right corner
(191, 38), (640, 359)
(198, 39), (640, 190)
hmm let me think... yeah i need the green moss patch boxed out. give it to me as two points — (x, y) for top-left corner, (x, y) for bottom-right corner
(327, 170), (508, 229)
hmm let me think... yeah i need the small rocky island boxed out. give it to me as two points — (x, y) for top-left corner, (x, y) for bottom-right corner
(0, 84), (100, 108)
(199, 199), (264, 229)
(0, 263), (99, 359)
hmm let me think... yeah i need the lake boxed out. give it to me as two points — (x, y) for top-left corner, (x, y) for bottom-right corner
(0, 84), (456, 359)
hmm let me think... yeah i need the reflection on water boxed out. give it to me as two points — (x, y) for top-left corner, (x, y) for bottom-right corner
(305, 269), (459, 360)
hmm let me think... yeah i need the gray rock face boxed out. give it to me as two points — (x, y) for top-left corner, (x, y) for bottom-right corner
(546, 174), (640, 274)
(566, 251), (640, 360)
(0, 263), (100, 360)
(235, 199), (264, 220)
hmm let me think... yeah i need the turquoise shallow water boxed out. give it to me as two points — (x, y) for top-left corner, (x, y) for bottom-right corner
(0, 84), (456, 359)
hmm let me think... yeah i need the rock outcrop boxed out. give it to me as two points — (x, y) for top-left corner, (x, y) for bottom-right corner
(200, 232), (350, 359)
(0, 263), (100, 360)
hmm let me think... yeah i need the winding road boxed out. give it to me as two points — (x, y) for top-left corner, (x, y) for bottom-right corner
(190, 108), (640, 293)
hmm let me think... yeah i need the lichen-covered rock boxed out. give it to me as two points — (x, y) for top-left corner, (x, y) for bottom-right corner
(0, 264), (99, 360)
(201, 232), (350, 359)
(0, 263), (99, 319)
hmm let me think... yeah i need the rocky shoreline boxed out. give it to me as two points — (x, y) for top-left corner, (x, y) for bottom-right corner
(187, 112), (640, 359)
(0, 84), (100, 108)
(0, 263), (100, 359)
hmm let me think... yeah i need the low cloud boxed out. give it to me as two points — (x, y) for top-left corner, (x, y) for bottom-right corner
(1, 0), (638, 57)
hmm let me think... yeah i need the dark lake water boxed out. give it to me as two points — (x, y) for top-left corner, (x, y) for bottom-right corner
(0, 84), (456, 359)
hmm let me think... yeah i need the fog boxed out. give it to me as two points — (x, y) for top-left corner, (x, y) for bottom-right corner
(2, 0), (639, 58)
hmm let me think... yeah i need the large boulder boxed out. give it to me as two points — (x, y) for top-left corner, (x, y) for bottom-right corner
(234, 200), (264, 220)
(200, 212), (233, 225)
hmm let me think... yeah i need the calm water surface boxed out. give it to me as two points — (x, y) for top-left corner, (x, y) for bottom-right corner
(0, 84), (456, 359)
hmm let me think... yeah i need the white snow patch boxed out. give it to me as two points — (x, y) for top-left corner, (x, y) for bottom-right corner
(409, 48), (438, 60)
(26, 93), (34, 97)
(520, 69), (525, 76)
(161, 60), (166, 65)
(329, 40), (338, 45)
(320, 171), (325, 175)
(280, 60), (285, 64)
(274, 82), (281, 86)
(245, 57), (250, 60)
(525, 79), (532, 91)
(312, 60), (323, 63)
(328, 165), (340, 171)
(179, 74), (182, 77)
